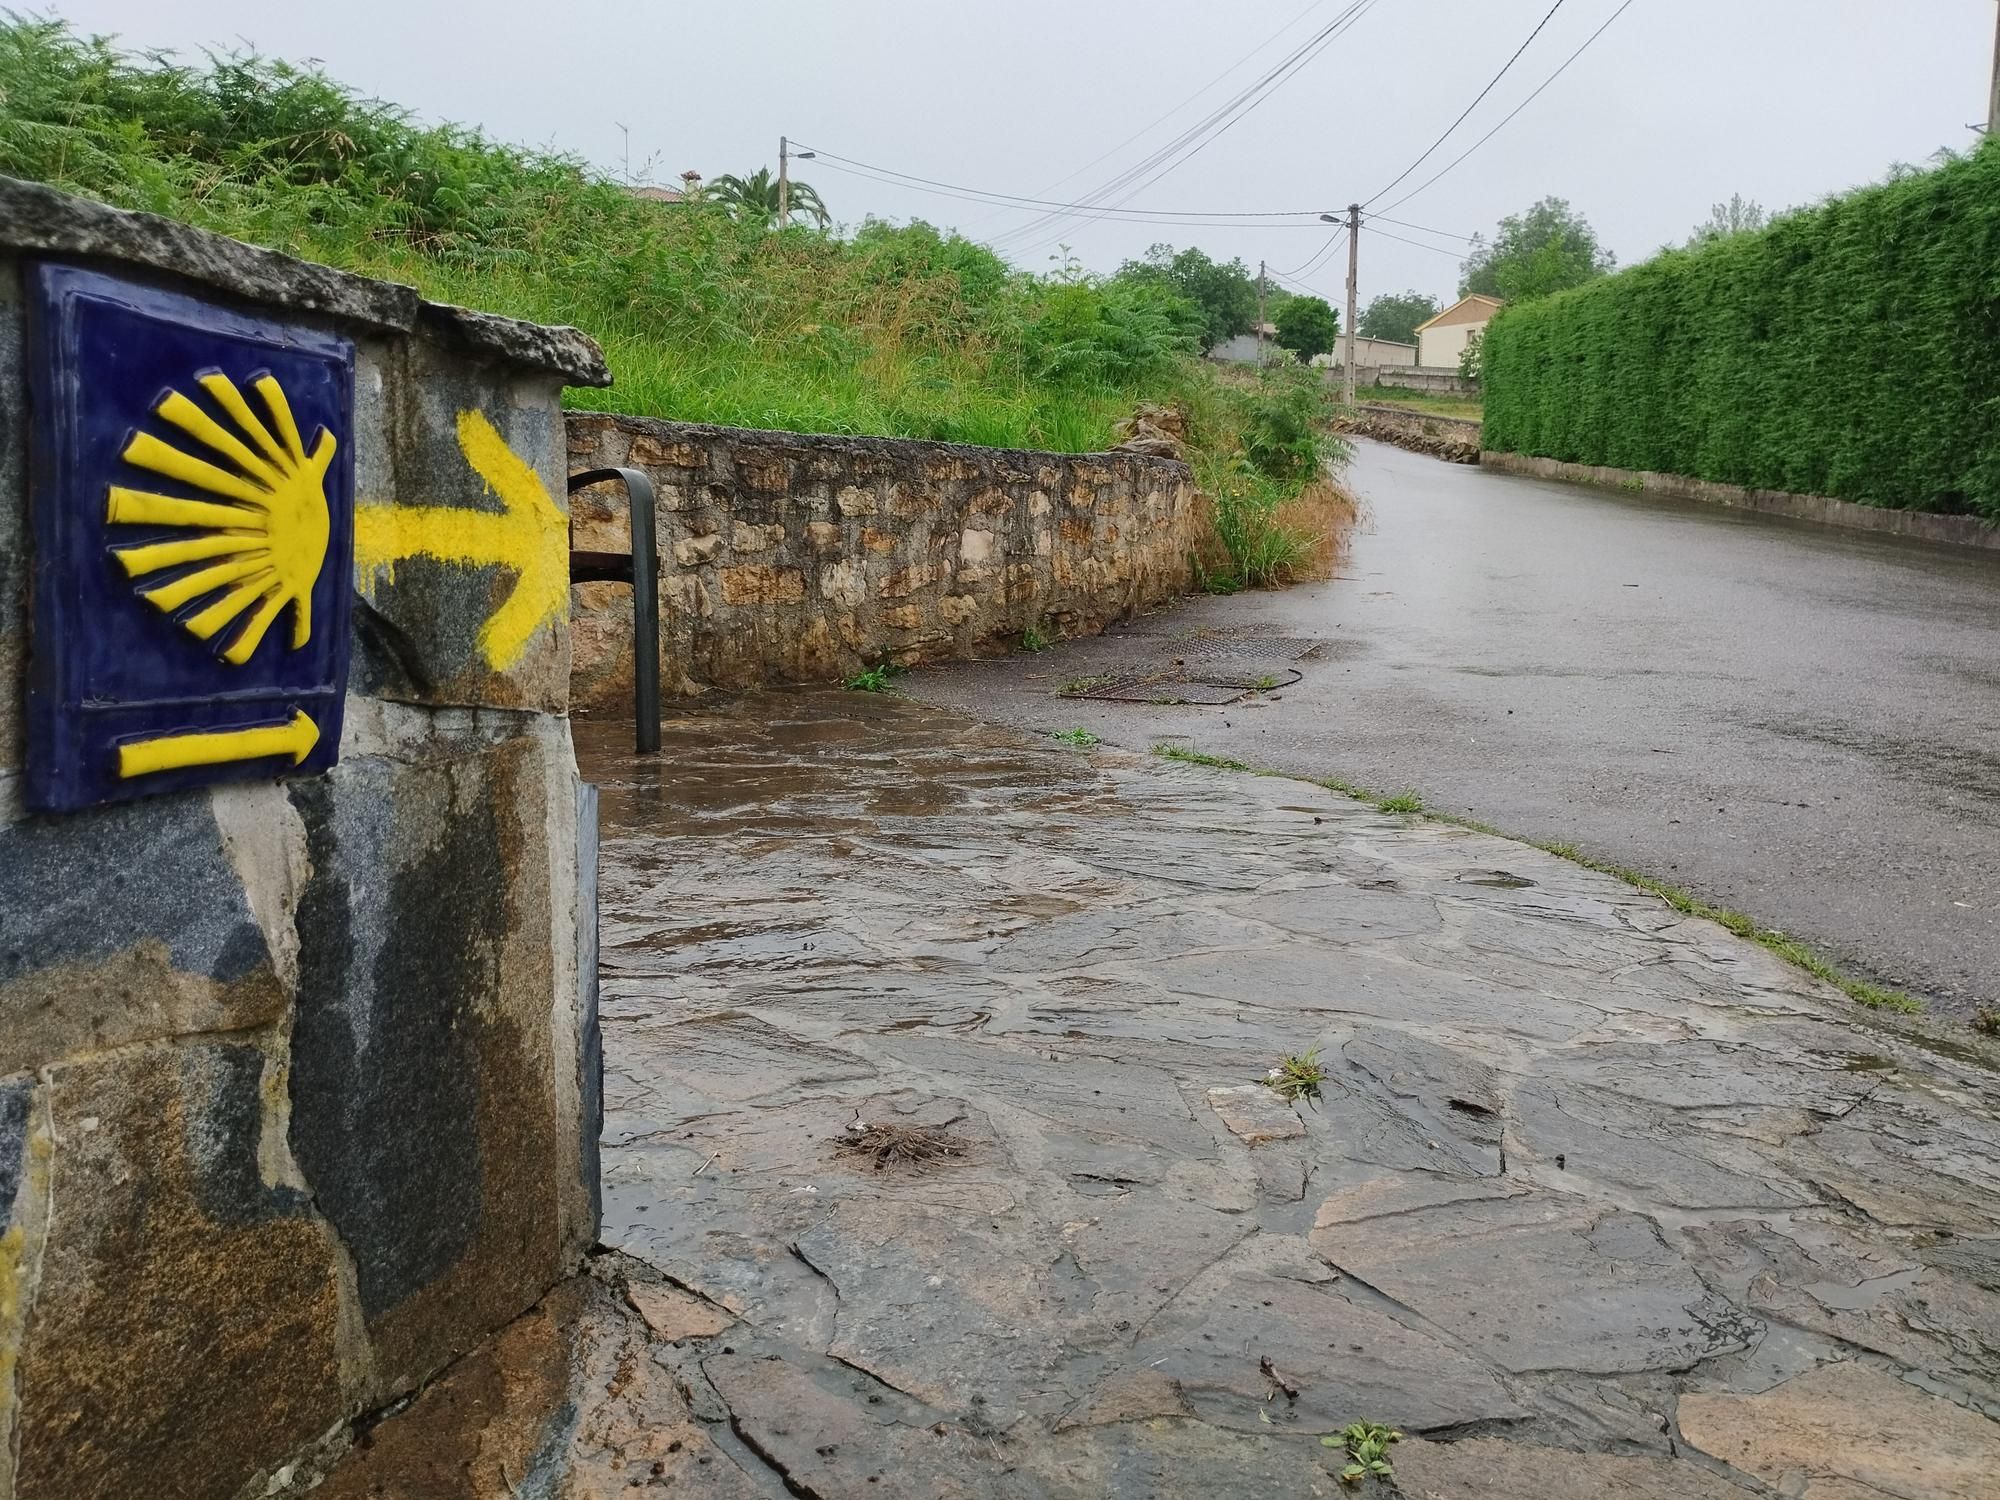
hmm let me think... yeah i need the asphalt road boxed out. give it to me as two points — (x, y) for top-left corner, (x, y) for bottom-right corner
(908, 438), (2000, 1017)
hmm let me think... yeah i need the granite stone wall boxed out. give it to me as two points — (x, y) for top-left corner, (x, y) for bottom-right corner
(0, 177), (606, 1500)
(565, 413), (1201, 705)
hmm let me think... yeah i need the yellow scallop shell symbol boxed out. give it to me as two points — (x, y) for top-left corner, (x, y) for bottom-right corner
(106, 371), (335, 665)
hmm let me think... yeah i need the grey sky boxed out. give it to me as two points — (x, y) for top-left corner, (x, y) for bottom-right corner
(46, 0), (1998, 310)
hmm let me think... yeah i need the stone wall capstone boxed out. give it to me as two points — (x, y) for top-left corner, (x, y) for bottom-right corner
(0, 177), (603, 1500)
(564, 413), (1202, 705)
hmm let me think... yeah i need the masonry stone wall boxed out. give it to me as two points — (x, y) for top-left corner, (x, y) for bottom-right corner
(0, 177), (606, 1499)
(565, 413), (1202, 706)
(1338, 404), (1483, 464)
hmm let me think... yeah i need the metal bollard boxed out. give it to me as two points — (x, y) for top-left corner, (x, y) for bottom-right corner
(567, 467), (661, 753)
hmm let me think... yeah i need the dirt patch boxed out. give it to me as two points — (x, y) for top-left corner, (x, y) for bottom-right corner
(832, 1122), (968, 1171)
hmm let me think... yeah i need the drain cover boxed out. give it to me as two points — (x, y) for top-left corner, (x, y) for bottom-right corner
(1062, 665), (1304, 705)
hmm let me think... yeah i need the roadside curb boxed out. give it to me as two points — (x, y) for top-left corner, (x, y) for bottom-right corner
(1480, 450), (2000, 552)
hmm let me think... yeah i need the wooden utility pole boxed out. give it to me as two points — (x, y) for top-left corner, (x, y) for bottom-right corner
(1343, 203), (1361, 406)
(778, 136), (791, 229)
(1256, 261), (1268, 365)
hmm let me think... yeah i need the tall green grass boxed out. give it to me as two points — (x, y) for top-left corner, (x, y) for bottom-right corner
(0, 14), (1344, 582)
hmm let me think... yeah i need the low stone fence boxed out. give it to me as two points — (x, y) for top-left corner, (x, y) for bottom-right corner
(1339, 404), (1482, 464)
(565, 414), (1201, 705)
(1, 177), (602, 1498)
(1480, 451), (2000, 550)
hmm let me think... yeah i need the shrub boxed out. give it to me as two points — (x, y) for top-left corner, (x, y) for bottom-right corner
(1482, 142), (2000, 519)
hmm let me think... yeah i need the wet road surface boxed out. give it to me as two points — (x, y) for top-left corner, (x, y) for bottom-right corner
(323, 693), (2000, 1497)
(909, 439), (2000, 1017)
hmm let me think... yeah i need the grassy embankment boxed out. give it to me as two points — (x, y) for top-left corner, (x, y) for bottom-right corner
(1352, 385), (1484, 423)
(0, 16), (1350, 587)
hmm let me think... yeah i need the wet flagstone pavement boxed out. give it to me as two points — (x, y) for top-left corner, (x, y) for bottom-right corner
(320, 691), (2000, 1498)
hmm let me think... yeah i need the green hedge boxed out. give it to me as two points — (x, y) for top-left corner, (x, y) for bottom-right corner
(1482, 143), (2000, 519)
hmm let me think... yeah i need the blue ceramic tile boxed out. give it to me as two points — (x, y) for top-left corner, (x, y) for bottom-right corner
(25, 264), (355, 813)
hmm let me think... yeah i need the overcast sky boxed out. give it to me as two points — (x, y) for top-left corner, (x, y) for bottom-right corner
(46, 0), (1999, 310)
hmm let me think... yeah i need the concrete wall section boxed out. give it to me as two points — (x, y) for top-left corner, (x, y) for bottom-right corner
(0, 178), (604, 1500)
(566, 414), (1201, 705)
(1372, 366), (1480, 395)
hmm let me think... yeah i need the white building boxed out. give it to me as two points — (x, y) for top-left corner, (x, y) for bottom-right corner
(1415, 294), (1504, 369)
(1311, 336), (1418, 371)
(1207, 323), (1281, 364)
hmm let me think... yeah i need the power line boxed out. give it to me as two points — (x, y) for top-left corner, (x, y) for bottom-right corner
(992, 0), (1380, 253)
(806, 159), (1342, 230)
(1376, 0), (1640, 215)
(1363, 225), (1471, 261)
(794, 146), (1330, 220)
(1364, 0), (1569, 206)
(1002, 0), (1341, 211)
(1275, 226), (1346, 280)
(1363, 212), (1476, 242)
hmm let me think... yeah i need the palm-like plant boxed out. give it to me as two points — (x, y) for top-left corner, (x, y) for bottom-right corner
(705, 166), (830, 230)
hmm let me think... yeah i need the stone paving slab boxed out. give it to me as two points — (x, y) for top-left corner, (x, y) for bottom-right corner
(317, 689), (2000, 1497)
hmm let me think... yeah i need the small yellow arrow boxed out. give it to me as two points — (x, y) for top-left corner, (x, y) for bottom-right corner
(351, 409), (568, 671)
(117, 708), (321, 780)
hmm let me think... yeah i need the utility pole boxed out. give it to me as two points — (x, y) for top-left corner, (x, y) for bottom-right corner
(1989, 1), (1999, 134)
(1256, 261), (1268, 365)
(1343, 203), (1361, 407)
(778, 136), (791, 229)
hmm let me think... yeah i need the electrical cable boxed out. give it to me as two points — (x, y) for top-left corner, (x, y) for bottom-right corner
(1363, 0), (1568, 206)
(1363, 212), (1477, 242)
(996, 0), (1340, 210)
(1376, 0), (1639, 215)
(990, 0), (1379, 253)
(1274, 226), (1346, 281)
(1363, 225), (1472, 261)
(794, 147), (1330, 220)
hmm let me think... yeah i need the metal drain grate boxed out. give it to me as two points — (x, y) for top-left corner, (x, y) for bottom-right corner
(1167, 634), (1327, 667)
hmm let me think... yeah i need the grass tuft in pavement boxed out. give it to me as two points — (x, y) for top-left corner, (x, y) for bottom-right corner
(1153, 744), (1251, 771)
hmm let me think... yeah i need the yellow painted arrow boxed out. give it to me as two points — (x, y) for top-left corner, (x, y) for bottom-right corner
(351, 409), (568, 671)
(118, 708), (321, 780)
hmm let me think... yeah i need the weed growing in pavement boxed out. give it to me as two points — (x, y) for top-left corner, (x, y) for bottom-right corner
(1323, 1422), (1403, 1485)
(1022, 621), (1055, 653)
(1377, 790), (1425, 815)
(1153, 745), (1249, 771)
(1252, 674), (1281, 691)
(1973, 1008), (2000, 1037)
(1148, 743), (1923, 1015)
(844, 663), (904, 693)
(1053, 727), (1101, 748)
(834, 1121), (966, 1171)
(1059, 673), (1113, 696)
(1265, 1048), (1326, 1105)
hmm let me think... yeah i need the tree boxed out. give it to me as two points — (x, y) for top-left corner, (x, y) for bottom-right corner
(1688, 193), (1767, 246)
(1460, 197), (1614, 303)
(706, 167), (830, 229)
(1274, 295), (1339, 360)
(1113, 244), (1259, 350)
(1358, 290), (1441, 346)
